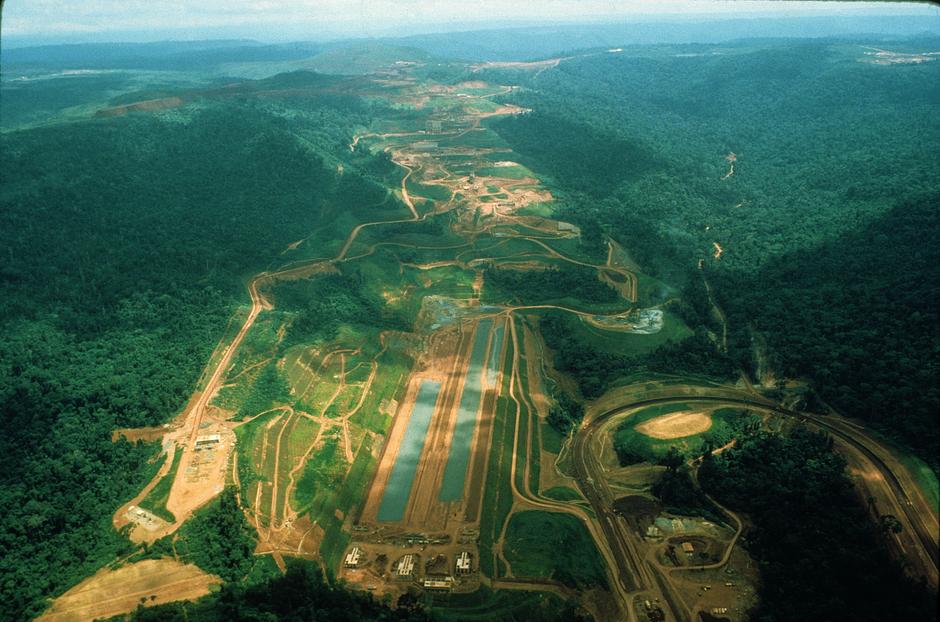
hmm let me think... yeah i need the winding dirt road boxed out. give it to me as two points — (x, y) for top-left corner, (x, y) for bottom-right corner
(571, 386), (939, 621)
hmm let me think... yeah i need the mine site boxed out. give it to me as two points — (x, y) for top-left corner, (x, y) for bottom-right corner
(3, 5), (939, 622)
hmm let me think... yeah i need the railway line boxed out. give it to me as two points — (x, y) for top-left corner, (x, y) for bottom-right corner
(570, 388), (939, 621)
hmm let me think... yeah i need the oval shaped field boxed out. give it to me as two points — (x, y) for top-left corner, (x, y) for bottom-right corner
(635, 411), (712, 439)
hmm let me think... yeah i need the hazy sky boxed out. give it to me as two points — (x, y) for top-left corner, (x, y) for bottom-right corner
(2, 0), (938, 42)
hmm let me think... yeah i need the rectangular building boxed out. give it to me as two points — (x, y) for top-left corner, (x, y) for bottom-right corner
(456, 551), (471, 574)
(195, 434), (220, 449)
(344, 547), (362, 568)
(397, 554), (415, 577)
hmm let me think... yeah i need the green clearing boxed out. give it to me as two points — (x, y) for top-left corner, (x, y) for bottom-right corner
(397, 264), (476, 312)
(531, 235), (605, 265)
(613, 405), (760, 465)
(478, 340), (516, 579)
(234, 410), (281, 497)
(513, 391), (531, 495)
(219, 360), (292, 420)
(390, 243), (471, 265)
(407, 180), (454, 202)
(343, 362), (373, 384)
(299, 375), (342, 416)
(503, 510), (608, 589)
(285, 417), (320, 467)
(634, 272), (676, 307)
(540, 420), (565, 454)
(224, 312), (284, 377)
(542, 486), (582, 502)
(318, 514), (351, 571)
(437, 128), (509, 150)
(562, 309), (693, 358)
(461, 236), (547, 262)
(350, 345), (412, 435)
(293, 434), (348, 514)
(432, 585), (572, 622)
(516, 202), (556, 218)
(477, 164), (533, 180)
(514, 345), (542, 495)
(137, 447), (184, 523)
(335, 434), (376, 521)
(295, 432), (375, 568)
(479, 151), (517, 163)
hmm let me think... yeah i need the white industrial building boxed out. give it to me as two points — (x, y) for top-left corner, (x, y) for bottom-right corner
(456, 551), (471, 574)
(344, 547), (362, 568)
(397, 554), (415, 577)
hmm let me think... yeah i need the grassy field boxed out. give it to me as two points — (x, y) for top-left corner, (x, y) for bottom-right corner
(476, 164), (534, 179)
(432, 584), (571, 622)
(542, 486), (582, 502)
(437, 128), (509, 150)
(515, 202), (556, 218)
(234, 410), (281, 499)
(478, 341), (516, 579)
(514, 344), (542, 495)
(540, 420), (565, 454)
(613, 405), (760, 465)
(552, 309), (693, 358)
(406, 179), (454, 202)
(350, 338), (413, 434)
(536, 236), (605, 266)
(138, 448), (184, 523)
(293, 435), (347, 514)
(503, 510), (608, 589)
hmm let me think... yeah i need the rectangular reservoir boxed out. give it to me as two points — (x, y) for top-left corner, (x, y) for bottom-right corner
(377, 379), (442, 522)
(485, 324), (504, 388)
(439, 319), (498, 501)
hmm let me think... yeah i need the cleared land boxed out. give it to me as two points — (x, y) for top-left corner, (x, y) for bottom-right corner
(635, 411), (712, 439)
(37, 559), (220, 622)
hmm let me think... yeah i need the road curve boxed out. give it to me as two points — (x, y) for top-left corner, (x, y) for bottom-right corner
(570, 388), (939, 622)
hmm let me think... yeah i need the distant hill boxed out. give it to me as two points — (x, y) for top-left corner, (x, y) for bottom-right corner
(1, 40), (322, 71)
(390, 15), (940, 61)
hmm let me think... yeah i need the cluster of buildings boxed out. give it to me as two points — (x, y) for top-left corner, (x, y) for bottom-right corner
(343, 546), (474, 591)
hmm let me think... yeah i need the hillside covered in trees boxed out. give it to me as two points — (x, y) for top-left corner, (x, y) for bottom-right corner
(489, 39), (940, 466)
(0, 81), (395, 620)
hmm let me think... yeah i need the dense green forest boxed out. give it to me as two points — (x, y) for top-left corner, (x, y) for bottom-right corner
(167, 488), (256, 582)
(0, 84), (388, 620)
(717, 193), (939, 466)
(483, 265), (620, 305)
(700, 429), (937, 620)
(273, 269), (409, 343)
(490, 39), (940, 465)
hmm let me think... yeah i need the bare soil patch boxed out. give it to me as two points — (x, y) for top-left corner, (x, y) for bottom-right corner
(37, 559), (220, 622)
(112, 426), (170, 443)
(636, 412), (712, 439)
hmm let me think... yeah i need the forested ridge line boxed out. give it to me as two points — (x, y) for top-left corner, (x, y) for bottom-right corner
(0, 91), (397, 621)
(486, 39), (940, 468)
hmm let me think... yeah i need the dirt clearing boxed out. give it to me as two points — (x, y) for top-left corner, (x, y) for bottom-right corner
(636, 411), (712, 439)
(37, 559), (220, 622)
